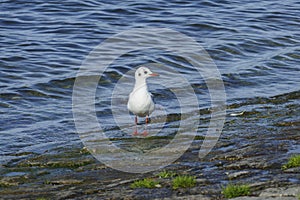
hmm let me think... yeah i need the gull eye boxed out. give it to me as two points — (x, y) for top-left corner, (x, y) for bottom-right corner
(138, 73), (141, 76)
(144, 71), (148, 74)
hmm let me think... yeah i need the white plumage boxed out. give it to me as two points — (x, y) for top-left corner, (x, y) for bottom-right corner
(127, 66), (159, 127)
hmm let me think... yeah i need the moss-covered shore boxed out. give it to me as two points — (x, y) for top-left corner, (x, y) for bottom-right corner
(1, 92), (299, 199)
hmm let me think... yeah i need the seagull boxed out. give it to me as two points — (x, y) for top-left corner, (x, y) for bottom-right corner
(127, 66), (159, 135)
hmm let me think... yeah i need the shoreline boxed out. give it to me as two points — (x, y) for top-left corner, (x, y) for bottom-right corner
(1, 92), (299, 199)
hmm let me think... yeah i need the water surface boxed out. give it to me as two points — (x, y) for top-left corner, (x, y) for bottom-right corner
(1, 0), (299, 165)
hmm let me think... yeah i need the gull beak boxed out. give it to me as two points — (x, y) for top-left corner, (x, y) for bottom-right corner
(150, 73), (159, 77)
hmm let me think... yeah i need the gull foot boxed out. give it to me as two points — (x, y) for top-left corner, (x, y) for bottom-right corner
(142, 130), (148, 137)
(133, 130), (138, 136)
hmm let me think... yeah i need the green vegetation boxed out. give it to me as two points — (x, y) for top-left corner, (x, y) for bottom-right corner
(18, 159), (94, 169)
(80, 147), (90, 155)
(222, 183), (250, 198)
(282, 154), (300, 170)
(131, 172), (197, 190)
(194, 135), (205, 140)
(158, 170), (177, 178)
(172, 175), (196, 189)
(0, 181), (18, 187)
(130, 178), (160, 189)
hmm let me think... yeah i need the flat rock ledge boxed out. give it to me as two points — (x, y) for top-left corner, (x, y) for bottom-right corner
(232, 186), (300, 200)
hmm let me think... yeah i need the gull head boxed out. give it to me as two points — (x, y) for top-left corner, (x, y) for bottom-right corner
(135, 66), (159, 81)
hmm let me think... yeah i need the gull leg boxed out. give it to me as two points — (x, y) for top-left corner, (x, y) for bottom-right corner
(133, 116), (138, 136)
(143, 115), (149, 136)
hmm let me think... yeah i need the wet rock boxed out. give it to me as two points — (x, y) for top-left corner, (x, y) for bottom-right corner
(227, 170), (250, 179)
(283, 167), (300, 173)
(0, 96), (299, 200)
(195, 178), (209, 184)
(0, 177), (19, 187)
(18, 158), (95, 169)
(54, 190), (78, 199)
(0, 174), (29, 187)
(248, 181), (275, 191)
(223, 156), (278, 170)
(231, 197), (296, 200)
(274, 121), (300, 127)
(106, 178), (138, 188)
(156, 194), (211, 200)
(231, 186), (300, 200)
(131, 188), (172, 199)
(37, 170), (50, 176)
(259, 186), (300, 198)
(47, 179), (83, 185)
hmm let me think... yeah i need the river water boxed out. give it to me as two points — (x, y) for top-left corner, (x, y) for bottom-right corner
(1, 0), (299, 165)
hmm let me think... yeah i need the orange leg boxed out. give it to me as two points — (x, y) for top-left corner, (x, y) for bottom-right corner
(142, 115), (149, 136)
(133, 116), (138, 136)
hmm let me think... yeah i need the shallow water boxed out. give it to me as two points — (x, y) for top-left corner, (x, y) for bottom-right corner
(1, 0), (299, 165)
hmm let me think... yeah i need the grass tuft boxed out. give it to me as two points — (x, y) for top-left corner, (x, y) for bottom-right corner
(172, 175), (196, 189)
(282, 154), (300, 170)
(158, 170), (177, 178)
(130, 178), (159, 189)
(222, 183), (250, 198)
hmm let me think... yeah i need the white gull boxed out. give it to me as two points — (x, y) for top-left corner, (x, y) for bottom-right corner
(127, 66), (159, 135)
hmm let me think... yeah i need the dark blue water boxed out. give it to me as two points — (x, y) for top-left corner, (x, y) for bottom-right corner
(1, 0), (299, 164)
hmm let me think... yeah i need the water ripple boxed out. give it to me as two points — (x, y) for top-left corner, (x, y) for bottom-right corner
(1, 0), (299, 163)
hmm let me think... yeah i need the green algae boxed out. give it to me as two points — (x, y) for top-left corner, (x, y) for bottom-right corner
(172, 175), (196, 189)
(130, 178), (160, 189)
(222, 183), (250, 198)
(282, 154), (300, 170)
